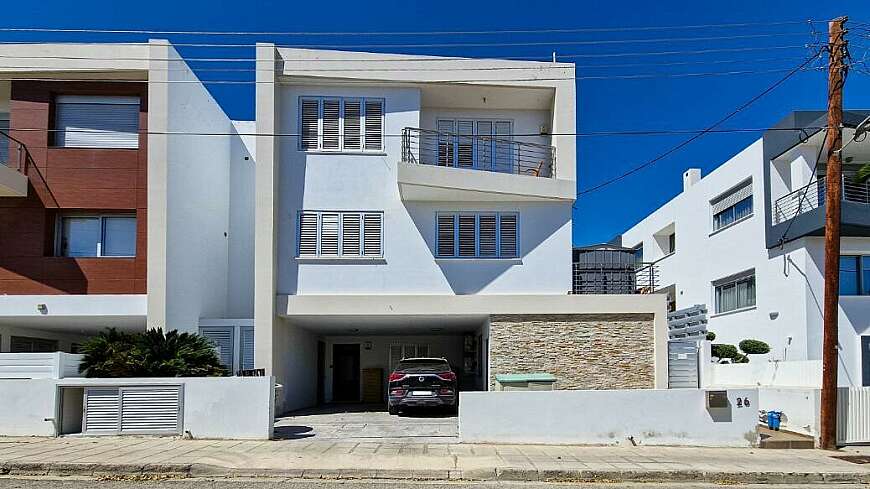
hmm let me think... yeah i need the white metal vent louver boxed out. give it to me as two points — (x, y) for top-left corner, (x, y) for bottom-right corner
(120, 387), (181, 433)
(84, 388), (120, 433)
(239, 327), (255, 371)
(199, 326), (235, 370)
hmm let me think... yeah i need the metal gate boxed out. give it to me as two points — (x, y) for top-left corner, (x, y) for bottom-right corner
(668, 340), (700, 388)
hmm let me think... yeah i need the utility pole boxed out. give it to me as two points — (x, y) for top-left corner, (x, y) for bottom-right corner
(820, 16), (847, 451)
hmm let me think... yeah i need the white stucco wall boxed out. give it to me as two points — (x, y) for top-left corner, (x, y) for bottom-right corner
(148, 41), (238, 332)
(460, 389), (759, 447)
(273, 318), (318, 413)
(275, 85), (573, 295)
(0, 377), (275, 439)
(620, 138), (870, 387)
(226, 120), (256, 319)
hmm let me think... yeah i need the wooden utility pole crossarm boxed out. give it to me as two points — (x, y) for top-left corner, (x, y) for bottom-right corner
(819, 15), (847, 451)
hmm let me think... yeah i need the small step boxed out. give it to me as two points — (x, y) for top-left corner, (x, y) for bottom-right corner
(758, 426), (815, 449)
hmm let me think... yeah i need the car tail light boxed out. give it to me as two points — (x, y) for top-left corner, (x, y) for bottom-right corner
(388, 372), (405, 382)
(390, 388), (405, 397)
(437, 372), (456, 381)
(439, 388), (453, 395)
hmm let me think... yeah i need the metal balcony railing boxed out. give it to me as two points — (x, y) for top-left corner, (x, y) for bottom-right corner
(0, 130), (27, 173)
(571, 262), (659, 295)
(401, 127), (556, 178)
(773, 175), (870, 225)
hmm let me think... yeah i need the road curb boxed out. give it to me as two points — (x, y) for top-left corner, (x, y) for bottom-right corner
(1, 462), (868, 484)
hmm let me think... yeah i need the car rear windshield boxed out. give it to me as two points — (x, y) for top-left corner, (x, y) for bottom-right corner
(396, 359), (450, 372)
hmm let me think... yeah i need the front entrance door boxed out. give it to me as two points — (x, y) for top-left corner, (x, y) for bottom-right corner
(862, 336), (870, 387)
(332, 344), (360, 402)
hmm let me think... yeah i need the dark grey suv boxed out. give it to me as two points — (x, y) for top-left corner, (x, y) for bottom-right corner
(387, 358), (457, 415)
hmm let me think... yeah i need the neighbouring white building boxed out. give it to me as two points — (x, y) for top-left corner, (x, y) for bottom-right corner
(621, 111), (870, 387)
(253, 45), (669, 412)
(0, 41), (254, 370)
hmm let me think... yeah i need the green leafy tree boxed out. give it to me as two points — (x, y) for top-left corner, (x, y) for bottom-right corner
(739, 339), (771, 355)
(705, 331), (716, 341)
(711, 344), (738, 360)
(79, 328), (228, 378)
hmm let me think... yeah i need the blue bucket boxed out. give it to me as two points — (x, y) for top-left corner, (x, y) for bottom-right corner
(766, 411), (782, 431)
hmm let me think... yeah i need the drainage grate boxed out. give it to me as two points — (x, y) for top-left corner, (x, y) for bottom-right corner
(832, 455), (870, 464)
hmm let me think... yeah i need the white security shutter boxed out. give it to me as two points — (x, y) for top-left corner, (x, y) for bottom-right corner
(362, 213), (383, 257)
(322, 99), (341, 150)
(499, 214), (518, 258)
(320, 213), (340, 256)
(343, 100), (362, 150)
(300, 98), (320, 150)
(54, 95), (139, 149)
(437, 214), (456, 257)
(84, 388), (120, 433)
(458, 214), (477, 257)
(119, 387), (181, 434)
(437, 119), (455, 166)
(478, 214), (497, 257)
(298, 212), (318, 257)
(456, 120), (475, 168)
(239, 327), (255, 371)
(364, 100), (383, 151)
(711, 180), (753, 214)
(199, 326), (235, 370)
(341, 213), (362, 256)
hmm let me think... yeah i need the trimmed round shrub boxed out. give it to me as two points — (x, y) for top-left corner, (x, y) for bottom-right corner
(739, 339), (771, 355)
(711, 343), (739, 360)
(705, 331), (716, 341)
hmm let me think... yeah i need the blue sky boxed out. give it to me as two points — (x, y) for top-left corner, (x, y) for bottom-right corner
(4, 0), (870, 245)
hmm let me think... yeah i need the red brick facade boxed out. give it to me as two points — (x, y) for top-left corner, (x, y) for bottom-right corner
(0, 81), (147, 294)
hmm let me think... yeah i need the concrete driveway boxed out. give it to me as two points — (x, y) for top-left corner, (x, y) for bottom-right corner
(274, 404), (458, 443)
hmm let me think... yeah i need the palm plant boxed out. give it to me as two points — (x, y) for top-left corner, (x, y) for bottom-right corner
(79, 328), (228, 378)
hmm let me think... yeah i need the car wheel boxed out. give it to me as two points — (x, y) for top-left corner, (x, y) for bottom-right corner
(388, 405), (399, 415)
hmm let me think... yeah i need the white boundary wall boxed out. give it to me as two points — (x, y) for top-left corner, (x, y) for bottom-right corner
(703, 360), (822, 388)
(0, 376), (274, 439)
(0, 353), (83, 379)
(460, 389), (759, 447)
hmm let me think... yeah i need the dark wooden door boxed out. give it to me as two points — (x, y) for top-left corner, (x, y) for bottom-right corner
(316, 341), (326, 405)
(862, 336), (870, 387)
(332, 344), (360, 402)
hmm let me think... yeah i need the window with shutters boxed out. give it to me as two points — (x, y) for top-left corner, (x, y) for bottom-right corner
(199, 324), (255, 375)
(10, 336), (59, 353)
(298, 97), (384, 152)
(435, 212), (519, 259)
(713, 270), (756, 314)
(53, 95), (140, 149)
(297, 210), (383, 258)
(711, 179), (753, 232)
(435, 118), (513, 171)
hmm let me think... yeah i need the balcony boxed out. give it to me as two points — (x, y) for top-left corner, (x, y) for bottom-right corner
(572, 262), (660, 295)
(0, 131), (28, 197)
(397, 127), (574, 202)
(769, 174), (870, 245)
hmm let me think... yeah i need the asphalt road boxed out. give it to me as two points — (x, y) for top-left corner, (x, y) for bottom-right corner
(0, 479), (867, 489)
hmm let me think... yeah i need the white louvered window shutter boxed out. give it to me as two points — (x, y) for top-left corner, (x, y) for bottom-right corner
(300, 98), (320, 150)
(456, 120), (475, 168)
(478, 214), (498, 257)
(239, 327), (255, 371)
(322, 99), (341, 150)
(84, 387), (120, 434)
(320, 213), (340, 256)
(499, 214), (519, 258)
(362, 213), (383, 257)
(436, 119), (455, 166)
(364, 100), (383, 151)
(119, 387), (181, 434)
(199, 326), (235, 370)
(494, 121), (514, 173)
(298, 212), (318, 257)
(458, 214), (477, 257)
(437, 214), (456, 257)
(342, 213), (362, 256)
(54, 95), (140, 149)
(343, 100), (362, 150)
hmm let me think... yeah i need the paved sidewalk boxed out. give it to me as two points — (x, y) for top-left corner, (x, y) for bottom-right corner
(1, 436), (869, 483)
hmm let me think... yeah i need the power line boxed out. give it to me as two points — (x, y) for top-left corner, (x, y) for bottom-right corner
(0, 31), (812, 49)
(575, 49), (824, 198)
(0, 20), (828, 36)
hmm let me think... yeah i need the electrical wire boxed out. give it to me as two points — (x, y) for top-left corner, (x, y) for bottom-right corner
(0, 20), (829, 36)
(575, 49), (824, 198)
